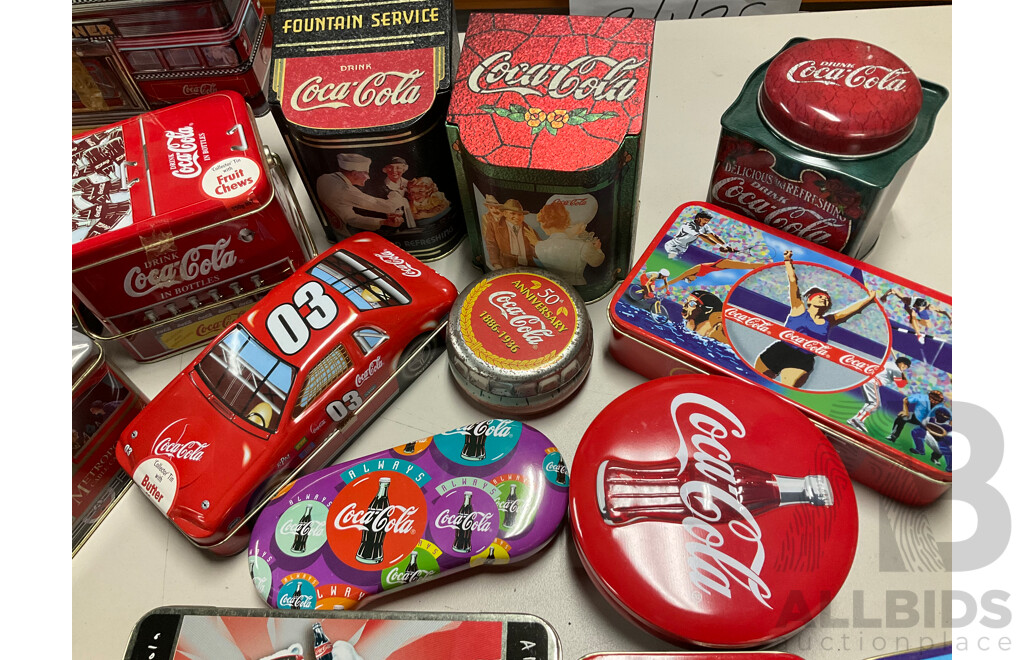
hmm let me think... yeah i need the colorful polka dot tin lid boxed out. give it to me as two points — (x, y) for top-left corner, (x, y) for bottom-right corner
(248, 419), (569, 610)
(758, 38), (923, 158)
(570, 376), (857, 648)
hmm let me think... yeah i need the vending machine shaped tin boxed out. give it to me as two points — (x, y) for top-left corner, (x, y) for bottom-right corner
(447, 13), (654, 303)
(72, 92), (315, 362)
(268, 0), (464, 261)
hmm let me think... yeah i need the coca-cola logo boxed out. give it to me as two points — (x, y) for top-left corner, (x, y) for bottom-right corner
(196, 315), (236, 338)
(434, 509), (494, 533)
(153, 422), (208, 463)
(279, 592), (314, 608)
(279, 519), (327, 537)
(785, 60), (912, 92)
(723, 307), (774, 334)
(839, 353), (881, 375)
(546, 461), (568, 476)
(182, 83), (217, 96)
(468, 52), (646, 102)
(289, 71), (424, 112)
(671, 393), (772, 608)
(124, 238), (237, 298)
(333, 503), (419, 535)
(166, 127), (202, 179)
(384, 565), (432, 586)
(778, 330), (831, 357)
(355, 355), (383, 388)
(453, 419), (514, 439)
(487, 291), (555, 346)
(497, 498), (519, 513)
(375, 249), (421, 277)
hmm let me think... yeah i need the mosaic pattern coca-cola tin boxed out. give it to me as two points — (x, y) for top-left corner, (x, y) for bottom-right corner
(447, 13), (654, 302)
(708, 38), (948, 258)
(446, 268), (593, 415)
(72, 91), (315, 362)
(570, 376), (857, 648)
(608, 202), (952, 505)
(268, 0), (464, 261)
(248, 419), (569, 609)
(72, 329), (147, 555)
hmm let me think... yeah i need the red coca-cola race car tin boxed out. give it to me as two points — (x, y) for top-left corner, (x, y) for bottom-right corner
(116, 234), (457, 555)
(609, 202), (952, 505)
(72, 91), (314, 362)
(570, 376), (857, 648)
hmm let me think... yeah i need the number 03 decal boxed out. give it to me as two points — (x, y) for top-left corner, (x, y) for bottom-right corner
(266, 282), (339, 355)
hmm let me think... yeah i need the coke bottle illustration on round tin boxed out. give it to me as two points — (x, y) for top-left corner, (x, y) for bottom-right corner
(461, 421), (488, 460)
(452, 491), (475, 553)
(291, 505), (313, 553)
(356, 477), (392, 564)
(313, 621), (333, 660)
(291, 583), (304, 609)
(403, 551), (421, 584)
(555, 455), (568, 485)
(500, 484), (518, 530)
(598, 458), (833, 526)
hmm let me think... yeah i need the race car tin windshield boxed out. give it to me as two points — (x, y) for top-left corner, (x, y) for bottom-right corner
(195, 326), (295, 434)
(308, 250), (411, 311)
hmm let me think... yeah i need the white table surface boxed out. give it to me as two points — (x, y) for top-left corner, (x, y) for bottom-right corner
(72, 6), (952, 659)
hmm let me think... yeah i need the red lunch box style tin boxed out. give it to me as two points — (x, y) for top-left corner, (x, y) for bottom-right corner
(570, 376), (857, 649)
(608, 202), (952, 505)
(72, 91), (315, 362)
(72, 329), (147, 555)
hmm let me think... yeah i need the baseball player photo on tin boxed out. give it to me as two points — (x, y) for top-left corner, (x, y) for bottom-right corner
(610, 203), (953, 476)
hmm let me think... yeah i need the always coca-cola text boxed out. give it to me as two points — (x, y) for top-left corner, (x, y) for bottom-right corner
(468, 52), (646, 102)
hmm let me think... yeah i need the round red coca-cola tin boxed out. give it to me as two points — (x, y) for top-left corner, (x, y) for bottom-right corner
(758, 38), (923, 157)
(570, 375), (857, 648)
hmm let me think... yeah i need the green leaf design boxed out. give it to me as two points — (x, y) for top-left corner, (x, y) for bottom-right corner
(494, 108), (510, 117)
(566, 116), (586, 126)
(510, 104), (527, 114)
(508, 113), (526, 122)
(545, 122), (557, 136)
(531, 124), (543, 135)
(569, 107), (588, 117)
(583, 114), (605, 122)
(600, 111), (618, 119)
(479, 105), (496, 113)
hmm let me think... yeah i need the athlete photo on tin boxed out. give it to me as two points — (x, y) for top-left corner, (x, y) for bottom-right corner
(881, 287), (953, 344)
(663, 209), (737, 258)
(723, 250), (889, 392)
(680, 289), (727, 343)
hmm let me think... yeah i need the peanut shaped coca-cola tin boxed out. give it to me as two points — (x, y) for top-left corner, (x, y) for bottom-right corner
(248, 419), (569, 609)
(72, 91), (315, 362)
(447, 13), (654, 302)
(570, 376), (857, 648)
(608, 202), (952, 506)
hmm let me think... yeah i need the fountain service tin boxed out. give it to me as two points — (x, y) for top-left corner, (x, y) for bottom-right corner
(609, 202), (952, 505)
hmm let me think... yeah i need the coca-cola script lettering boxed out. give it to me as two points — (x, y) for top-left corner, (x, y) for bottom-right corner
(785, 61), (911, 92)
(670, 393), (772, 608)
(290, 71), (424, 112)
(334, 503), (418, 534)
(154, 432), (209, 462)
(487, 291), (555, 345)
(468, 52), (646, 102)
(375, 249), (421, 277)
(124, 238), (237, 297)
(166, 127), (202, 179)
(279, 519), (327, 537)
(434, 509), (494, 533)
(452, 419), (514, 439)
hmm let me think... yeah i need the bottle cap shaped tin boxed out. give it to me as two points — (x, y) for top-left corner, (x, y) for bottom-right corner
(446, 268), (593, 415)
(570, 376), (857, 648)
(758, 38), (923, 158)
(248, 420), (570, 609)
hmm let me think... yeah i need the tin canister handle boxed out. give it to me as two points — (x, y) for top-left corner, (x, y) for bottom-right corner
(228, 124), (248, 152)
(120, 160), (139, 189)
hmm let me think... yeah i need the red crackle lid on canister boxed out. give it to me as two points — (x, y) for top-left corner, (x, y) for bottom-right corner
(758, 38), (923, 157)
(570, 375), (857, 648)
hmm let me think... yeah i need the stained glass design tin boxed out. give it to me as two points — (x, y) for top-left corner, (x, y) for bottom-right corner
(447, 268), (593, 415)
(608, 202), (952, 505)
(248, 420), (569, 610)
(570, 376), (857, 648)
(268, 0), (464, 261)
(708, 38), (948, 258)
(72, 330), (147, 555)
(72, 91), (315, 362)
(447, 13), (654, 302)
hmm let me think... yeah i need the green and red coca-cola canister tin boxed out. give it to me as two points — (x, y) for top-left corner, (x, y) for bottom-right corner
(447, 13), (654, 302)
(708, 38), (948, 258)
(269, 0), (464, 261)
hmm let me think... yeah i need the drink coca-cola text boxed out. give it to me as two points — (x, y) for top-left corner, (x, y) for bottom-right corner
(289, 71), (424, 112)
(124, 238), (237, 298)
(785, 60), (912, 92)
(468, 52), (646, 102)
(166, 127), (202, 179)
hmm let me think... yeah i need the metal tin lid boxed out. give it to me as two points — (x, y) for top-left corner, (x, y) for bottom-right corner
(758, 38), (923, 157)
(570, 375), (857, 648)
(446, 268), (593, 414)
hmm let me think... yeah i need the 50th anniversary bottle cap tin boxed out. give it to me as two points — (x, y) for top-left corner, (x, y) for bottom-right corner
(609, 202), (952, 505)
(447, 13), (654, 302)
(570, 376), (857, 648)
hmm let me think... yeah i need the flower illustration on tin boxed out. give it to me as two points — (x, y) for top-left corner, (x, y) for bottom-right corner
(813, 176), (864, 221)
(479, 103), (617, 135)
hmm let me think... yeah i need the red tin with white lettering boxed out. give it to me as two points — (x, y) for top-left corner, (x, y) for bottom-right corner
(570, 376), (857, 648)
(708, 38), (948, 257)
(72, 91), (315, 362)
(116, 233), (457, 555)
(608, 202), (952, 505)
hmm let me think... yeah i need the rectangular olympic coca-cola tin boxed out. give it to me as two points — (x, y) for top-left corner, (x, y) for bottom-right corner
(608, 201), (952, 505)
(447, 13), (654, 303)
(72, 91), (315, 362)
(268, 0), (464, 261)
(72, 329), (147, 555)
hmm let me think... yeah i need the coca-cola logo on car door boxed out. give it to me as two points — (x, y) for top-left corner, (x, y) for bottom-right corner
(327, 472), (427, 571)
